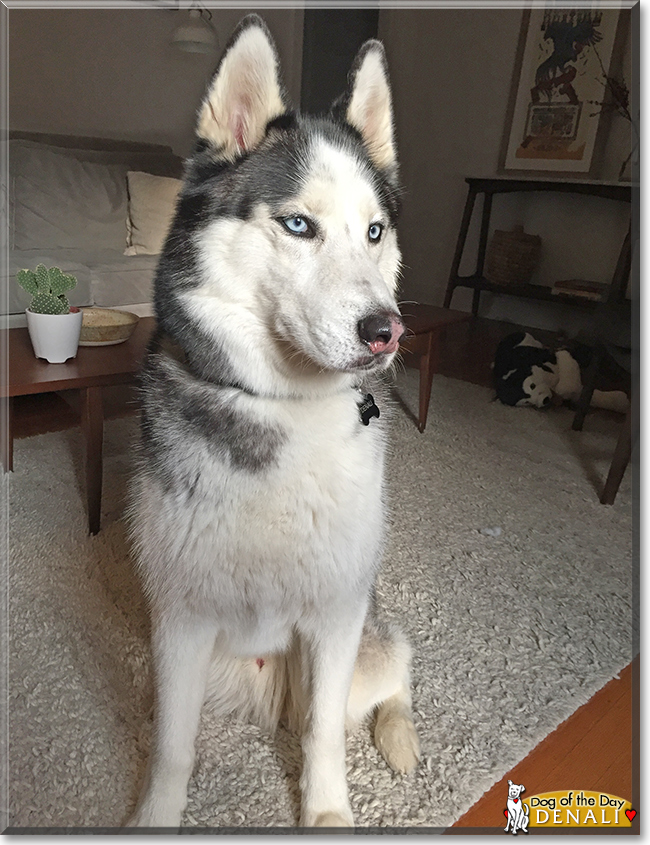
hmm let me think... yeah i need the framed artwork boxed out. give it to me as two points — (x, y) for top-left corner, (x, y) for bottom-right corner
(500, 7), (624, 176)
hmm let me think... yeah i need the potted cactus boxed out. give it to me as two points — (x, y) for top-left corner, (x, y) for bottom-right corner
(17, 264), (83, 363)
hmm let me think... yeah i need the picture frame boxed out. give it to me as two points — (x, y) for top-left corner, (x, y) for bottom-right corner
(499, 7), (627, 178)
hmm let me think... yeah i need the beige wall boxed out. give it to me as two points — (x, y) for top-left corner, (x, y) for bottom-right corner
(9, 8), (304, 157)
(380, 9), (633, 332)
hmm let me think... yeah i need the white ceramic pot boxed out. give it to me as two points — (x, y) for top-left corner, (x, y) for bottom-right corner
(26, 308), (83, 363)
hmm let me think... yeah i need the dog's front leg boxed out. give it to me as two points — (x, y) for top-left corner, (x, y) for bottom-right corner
(126, 613), (216, 829)
(299, 607), (366, 828)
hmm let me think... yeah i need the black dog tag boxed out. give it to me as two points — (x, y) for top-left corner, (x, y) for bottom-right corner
(358, 393), (380, 425)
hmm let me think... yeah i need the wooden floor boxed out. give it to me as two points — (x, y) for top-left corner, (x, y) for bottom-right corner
(10, 315), (637, 832)
(448, 659), (637, 833)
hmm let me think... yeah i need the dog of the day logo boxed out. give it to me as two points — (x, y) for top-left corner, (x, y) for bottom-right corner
(503, 785), (636, 831)
(504, 781), (529, 834)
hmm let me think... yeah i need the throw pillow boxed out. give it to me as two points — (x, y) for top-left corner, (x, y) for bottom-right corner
(125, 171), (181, 255)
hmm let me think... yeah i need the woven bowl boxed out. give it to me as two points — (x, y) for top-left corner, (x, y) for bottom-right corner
(79, 308), (140, 346)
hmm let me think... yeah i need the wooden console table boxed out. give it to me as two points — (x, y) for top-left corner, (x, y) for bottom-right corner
(1, 316), (155, 534)
(443, 176), (633, 316)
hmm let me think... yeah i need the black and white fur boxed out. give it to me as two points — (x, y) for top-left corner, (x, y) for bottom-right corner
(493, 331), (629, 412)
(127, 15), (419, 829)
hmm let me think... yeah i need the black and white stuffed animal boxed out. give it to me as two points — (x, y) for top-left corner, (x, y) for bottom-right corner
(493, 332), (629, 412)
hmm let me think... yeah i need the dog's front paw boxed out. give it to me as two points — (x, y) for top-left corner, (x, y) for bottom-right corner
(124, 804), (182, 829)
(375, 711), (420, 774)
(301, 808), (354, 828)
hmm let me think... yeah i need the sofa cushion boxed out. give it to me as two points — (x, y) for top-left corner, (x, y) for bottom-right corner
(88, 250), (160, 307)
(10, 142), (129, 251)
(125, 171), (182, 255)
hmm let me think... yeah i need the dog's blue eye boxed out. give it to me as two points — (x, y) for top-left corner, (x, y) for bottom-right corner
(282, 216), (312, 236)
(285, 216), (307, 233)
(368, 223), (383, 242)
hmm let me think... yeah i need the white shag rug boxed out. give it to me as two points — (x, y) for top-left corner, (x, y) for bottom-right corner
(5, 371), (634, 831)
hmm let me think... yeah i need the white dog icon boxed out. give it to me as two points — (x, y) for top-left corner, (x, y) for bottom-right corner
(504, 780), (529, 834)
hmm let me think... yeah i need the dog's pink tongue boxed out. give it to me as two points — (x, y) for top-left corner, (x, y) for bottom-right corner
(369, 337), (399, 354)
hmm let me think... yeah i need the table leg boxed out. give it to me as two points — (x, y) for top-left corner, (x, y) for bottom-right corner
(1, 397), (13, 473)
(444, 186), (478, 309)
(471, 287), (482, 317)
(418, 330), (440, 433)
(476, 191), (493, 277)
(81, 386), (104, 535)
(600, 399), (635, 505)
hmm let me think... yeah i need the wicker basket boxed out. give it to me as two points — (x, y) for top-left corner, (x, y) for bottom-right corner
(485, 225), (541, 286)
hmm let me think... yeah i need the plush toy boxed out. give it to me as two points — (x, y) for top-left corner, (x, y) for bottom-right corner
(493, 331), (629, 412)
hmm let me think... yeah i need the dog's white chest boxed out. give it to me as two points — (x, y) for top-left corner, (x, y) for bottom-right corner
(137, 389), (386, 651)
(228, 391), (385, 571)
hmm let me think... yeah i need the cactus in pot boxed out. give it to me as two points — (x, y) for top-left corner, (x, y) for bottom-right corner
(17, 264), (78, 314)
(18, 264), (83, 363)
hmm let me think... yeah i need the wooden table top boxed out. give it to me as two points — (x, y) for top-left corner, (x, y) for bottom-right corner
(2, 316), (156, 398)
(400, 304), (472, 336)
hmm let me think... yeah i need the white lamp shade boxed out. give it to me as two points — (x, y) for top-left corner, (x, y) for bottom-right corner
(172, 9), (217, 54)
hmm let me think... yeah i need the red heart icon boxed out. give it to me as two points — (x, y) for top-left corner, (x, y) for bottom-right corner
(626, 809), (637, 822)
(513, 798), (519, 803)
(504, 809), (508, 817)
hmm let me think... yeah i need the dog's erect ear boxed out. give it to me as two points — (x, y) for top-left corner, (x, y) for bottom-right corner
(337, 40), (396, 171)
(196, 15), (287, 160)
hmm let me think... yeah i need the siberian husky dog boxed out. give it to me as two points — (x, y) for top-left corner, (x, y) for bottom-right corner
(128, 14), (419, 829)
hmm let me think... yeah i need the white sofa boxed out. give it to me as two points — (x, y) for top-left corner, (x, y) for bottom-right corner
(6, 132), (184, 327)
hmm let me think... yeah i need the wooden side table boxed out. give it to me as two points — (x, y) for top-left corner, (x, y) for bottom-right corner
(1, 316), (155, 534)
(400, 304), (472, 432)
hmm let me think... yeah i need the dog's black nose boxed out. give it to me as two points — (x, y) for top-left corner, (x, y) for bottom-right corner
(358, 312), (405, 354)
(543, 396), (551, 406)
(358, 314), (393, 344)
